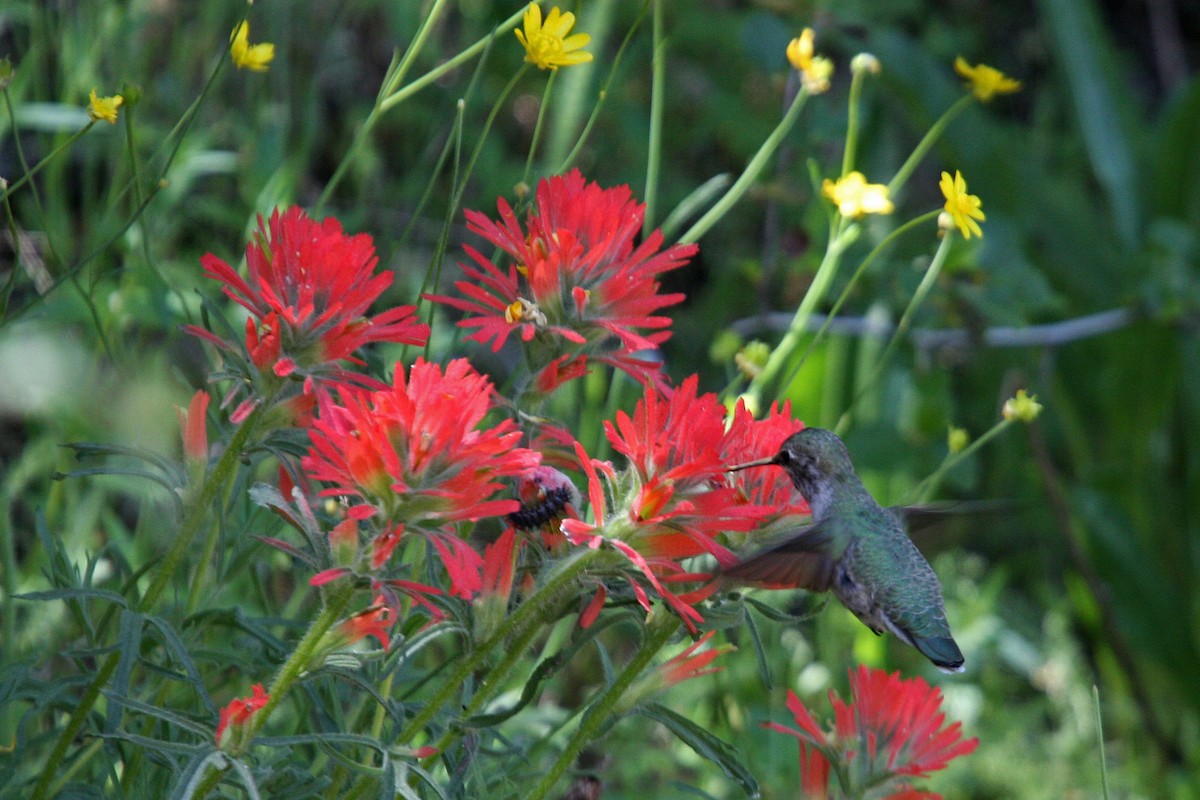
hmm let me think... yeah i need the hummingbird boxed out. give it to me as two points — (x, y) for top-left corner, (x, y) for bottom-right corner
(724, 427), (965, 673)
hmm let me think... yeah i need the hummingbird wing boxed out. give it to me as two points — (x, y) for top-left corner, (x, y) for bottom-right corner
(721, 522), (836, 592)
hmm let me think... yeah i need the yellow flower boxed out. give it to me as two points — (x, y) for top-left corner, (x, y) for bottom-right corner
(939, 170), (985, 239)
(822, 171), (894, 218)
(1003, 390), (1043, 423)
(954, 57), (1021, 101)
(514, 4), (593, 71)
(947, 426), (969, 454)
(230, 21), (275, 72)
(786, 28), (833, 94)
(87, 88), (124, 124)
(786, 29), (816, 71)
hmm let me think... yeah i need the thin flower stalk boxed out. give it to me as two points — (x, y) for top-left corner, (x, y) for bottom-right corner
(887, 95), (972, 197)
(835, 229), (954, 433)
(525, 615), (681, 800)
(742, 221), (859, 414)
(318, 2), (526, 210)
(678, 81), (811, 244)
(773, 211), (940, 395)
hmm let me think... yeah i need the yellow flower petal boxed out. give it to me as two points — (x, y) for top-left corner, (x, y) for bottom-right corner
(230, 21), (275, 72)
(786, 29), (815, 71)
(515, 3), (593, 71)
(87, 88), (124, 124)
(954, 56), (1021, 102)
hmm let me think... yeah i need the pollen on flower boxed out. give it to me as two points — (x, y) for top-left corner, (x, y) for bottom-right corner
(954, 56), (1021, 101)
(514, 3), (593, 71)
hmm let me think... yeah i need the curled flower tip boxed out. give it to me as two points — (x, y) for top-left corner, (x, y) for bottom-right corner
(230, 20), (275, 72)
(87, 88), (123, 124)
(954, 56), (1021, 101)
(1003, 389), (1042, 422)
(786, 29), (816, 72)
(515, 3), (593, 71)
(939, 170), (985, 239)
(822, 171), (894, 218)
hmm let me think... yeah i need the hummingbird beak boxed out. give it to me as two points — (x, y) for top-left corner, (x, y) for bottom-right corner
(726, 455), (777, 472)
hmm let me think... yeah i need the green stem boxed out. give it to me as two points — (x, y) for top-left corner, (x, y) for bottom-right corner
(553, 0), (651, 174)
(522, 70), (557, 186)
(775, 211), (940, 394)
(910, 417), (1015, 503)
(317, 2), (526, 211)
(677, 84), (810, 244)
(524, 615), (680, 800)
(422, 613), (546, 760)
(396, 547), (603, 744)
(192, 582), (360, 797)
(379, 4), (526, 113)
(643, 0), (665, 236)
(742, 221), (858, 413)
(29, 402), (270, 800)
(887, 94), (973, 197)
(0, 121), (92, 203)
(841, 64), (868, 178)
(835, 228), (954, 434)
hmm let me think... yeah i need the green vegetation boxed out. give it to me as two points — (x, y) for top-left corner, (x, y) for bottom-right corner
(1, 1), (1197, 797)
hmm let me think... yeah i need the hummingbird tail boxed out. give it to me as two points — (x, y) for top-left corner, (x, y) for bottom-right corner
(915, 635), (965, 673)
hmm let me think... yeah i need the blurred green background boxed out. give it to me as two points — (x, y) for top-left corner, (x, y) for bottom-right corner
(1, 0), (1198, 797)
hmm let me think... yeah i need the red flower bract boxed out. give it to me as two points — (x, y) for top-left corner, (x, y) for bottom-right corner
(426, 170), (696, 385)
(215, 684), (269, 750)
(833, 665), (979, 778)
(561, 376), (806, 631)
(198, 206), (428, 377)
(766, 666), (979, 797)
(301, 358), (540, 526)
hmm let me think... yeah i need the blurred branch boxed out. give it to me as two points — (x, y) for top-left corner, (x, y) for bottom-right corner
(732, 307), (1137, 354)
(1028, 420), (1184, 766)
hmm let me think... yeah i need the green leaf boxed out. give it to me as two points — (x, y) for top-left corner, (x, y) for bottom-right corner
(636, 703), (760, 798)
(1037, 0), (1140, 246)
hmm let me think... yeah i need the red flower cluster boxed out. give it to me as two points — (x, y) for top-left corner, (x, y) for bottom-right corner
(767, 666), (979, 798)
(189, 206), (429, 419)
(427, 170), (696, 386)
(561, 376), (805, 630)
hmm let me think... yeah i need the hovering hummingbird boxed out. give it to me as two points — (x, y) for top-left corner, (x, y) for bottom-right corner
(725, 427), (965, 673)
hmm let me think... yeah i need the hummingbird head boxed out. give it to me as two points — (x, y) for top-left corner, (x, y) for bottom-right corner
(728, 427), (856, 517)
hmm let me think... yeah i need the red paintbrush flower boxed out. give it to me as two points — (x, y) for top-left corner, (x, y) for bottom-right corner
(833, 665), (979, 778)
(766, 666), (978, 797)
(331, 596), (395, 650)
(426, 170), (696, 386)
(215, 684), (270, 750)
(561, 376), (800, 631)
(302, 358), (540, 526)
(188, 206), (429, 396)
(301, 358), (539, 598)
